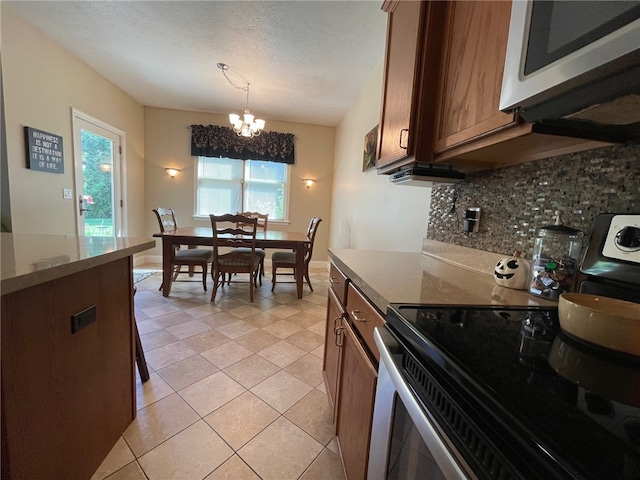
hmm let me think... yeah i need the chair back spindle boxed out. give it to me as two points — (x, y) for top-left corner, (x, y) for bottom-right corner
(210, 214), (261, 303)
(230, 212), (269, 281)
(153, 207), (178, 233)
(236, 211), (268, 234)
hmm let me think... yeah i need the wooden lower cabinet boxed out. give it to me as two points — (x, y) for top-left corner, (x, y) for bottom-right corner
(323, 287), (345, 421)
(335, 319), (378, 480)
(1, 257), (135, 480)
(325, 262), (381, 479)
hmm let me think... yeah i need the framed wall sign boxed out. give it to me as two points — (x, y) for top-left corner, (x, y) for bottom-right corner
(24, 126), (64, 173)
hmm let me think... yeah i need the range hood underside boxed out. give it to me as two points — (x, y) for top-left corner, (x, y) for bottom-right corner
(389, 164), (466, 187)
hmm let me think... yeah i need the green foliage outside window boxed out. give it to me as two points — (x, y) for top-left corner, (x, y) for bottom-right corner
(81, 130), (113, 220)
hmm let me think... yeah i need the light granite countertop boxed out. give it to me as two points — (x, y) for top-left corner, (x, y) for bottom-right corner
(329, 240), (556, 315)
(1, 233), (155, 295)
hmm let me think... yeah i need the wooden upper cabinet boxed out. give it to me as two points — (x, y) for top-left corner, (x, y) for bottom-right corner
(433, 1), (519, 155)
(431, 0), (608, 169)
(376, 0), (446, 172)
(375, 0), (609, 174)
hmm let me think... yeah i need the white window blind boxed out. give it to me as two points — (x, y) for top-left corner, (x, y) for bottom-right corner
(196, 157), (288, 221)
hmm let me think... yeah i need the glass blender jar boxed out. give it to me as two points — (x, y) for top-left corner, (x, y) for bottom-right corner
(529, 211), (583, 300)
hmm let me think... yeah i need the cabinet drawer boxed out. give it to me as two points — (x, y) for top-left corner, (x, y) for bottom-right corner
(346, 283), (385, 362)
(329, 262), (348, 305)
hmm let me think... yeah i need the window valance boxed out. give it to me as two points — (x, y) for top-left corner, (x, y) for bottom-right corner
(190, 124), (295, 164)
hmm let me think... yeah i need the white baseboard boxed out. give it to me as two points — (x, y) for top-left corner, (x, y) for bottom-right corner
(137, 254), (328, 270)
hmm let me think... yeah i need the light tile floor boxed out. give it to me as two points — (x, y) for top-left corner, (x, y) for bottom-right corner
(91, 265), (345, 480)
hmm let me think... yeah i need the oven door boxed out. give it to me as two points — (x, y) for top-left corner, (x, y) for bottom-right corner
(368, 327), (475, 480)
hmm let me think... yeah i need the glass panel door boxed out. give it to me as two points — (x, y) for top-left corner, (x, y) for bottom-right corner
(72, 112), (123, 237)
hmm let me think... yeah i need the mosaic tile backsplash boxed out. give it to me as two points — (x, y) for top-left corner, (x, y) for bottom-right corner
(427, 141), (640, 259)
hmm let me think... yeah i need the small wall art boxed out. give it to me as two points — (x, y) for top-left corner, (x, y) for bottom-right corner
(24, 126), (64, 173)
(362, 124), (378, 172)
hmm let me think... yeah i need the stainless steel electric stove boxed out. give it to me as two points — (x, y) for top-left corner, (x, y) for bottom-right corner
(369, 213), (640, 480)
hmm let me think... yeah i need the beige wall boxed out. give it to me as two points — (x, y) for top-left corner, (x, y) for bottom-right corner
(144, 107), (334, 263)
(1, 6), (146, 236)
(330, 61), (432, 252)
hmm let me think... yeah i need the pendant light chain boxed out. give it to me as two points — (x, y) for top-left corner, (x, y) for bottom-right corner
(217, 63), (265, 138)
(218, 64), (248, 92)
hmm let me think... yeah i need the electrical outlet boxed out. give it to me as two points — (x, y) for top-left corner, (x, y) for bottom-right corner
(63, 188), (73, 199)
(463, 208), (481, 233)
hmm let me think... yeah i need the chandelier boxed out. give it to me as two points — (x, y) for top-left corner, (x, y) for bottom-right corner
(217, 63), (265, 138)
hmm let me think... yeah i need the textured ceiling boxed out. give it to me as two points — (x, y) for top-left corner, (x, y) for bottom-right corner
(5, 1), (388, 126)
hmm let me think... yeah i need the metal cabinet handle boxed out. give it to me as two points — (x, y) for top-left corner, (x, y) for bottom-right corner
(399, 128), (409, 149)
(351, 309), (366, 322)
(329, 276), (338, 284)
(334, 316), (344, 347)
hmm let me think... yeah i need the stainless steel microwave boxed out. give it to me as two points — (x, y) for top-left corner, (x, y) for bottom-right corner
(500, 1), (640, 142)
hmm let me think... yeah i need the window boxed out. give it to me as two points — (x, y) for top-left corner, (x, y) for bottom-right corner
(196, 157), (288, 221)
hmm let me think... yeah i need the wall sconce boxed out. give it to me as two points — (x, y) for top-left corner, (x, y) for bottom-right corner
(165, 168), (180, 178)
(303, 178), (316, 188)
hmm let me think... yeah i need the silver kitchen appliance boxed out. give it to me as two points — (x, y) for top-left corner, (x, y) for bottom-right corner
(580, 213), (640, 302)
(500, 1), (640, 142)
(369, 212), (640, 480)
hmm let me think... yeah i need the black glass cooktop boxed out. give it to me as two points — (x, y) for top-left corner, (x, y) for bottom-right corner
(386, 304), (640, 480)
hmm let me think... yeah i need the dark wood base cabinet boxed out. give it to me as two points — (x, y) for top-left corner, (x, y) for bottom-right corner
(323, 287), (344, 422)
(324, 261), (383, 479)
(335, 320), (378, 480)
(1, 257), (136, 480)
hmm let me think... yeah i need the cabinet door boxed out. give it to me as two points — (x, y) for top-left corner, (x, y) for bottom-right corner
(433, 1), (518, 154)
(377, 0), (447, 172)
(377, 0), (424, 167)
(335, 319), (378, 480)
(323, 287), (344, 421)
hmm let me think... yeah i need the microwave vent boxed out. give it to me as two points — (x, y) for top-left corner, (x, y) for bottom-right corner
(565, 94), (640, 126)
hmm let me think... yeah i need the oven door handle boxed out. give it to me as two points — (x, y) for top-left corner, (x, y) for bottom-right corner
(368, 327), (472, 480)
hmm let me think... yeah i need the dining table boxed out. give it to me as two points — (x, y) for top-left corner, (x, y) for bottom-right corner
(153, 226), (311, 299)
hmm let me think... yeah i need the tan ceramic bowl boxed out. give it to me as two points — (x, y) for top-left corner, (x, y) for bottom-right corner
(558, 293), (640, 356)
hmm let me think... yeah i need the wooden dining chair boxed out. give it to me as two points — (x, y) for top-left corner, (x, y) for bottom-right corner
(271, 217), (322, 293)
(227, 212), (269, 285)
(153, 208), (213, 291)
(210, 213), (261, 303)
